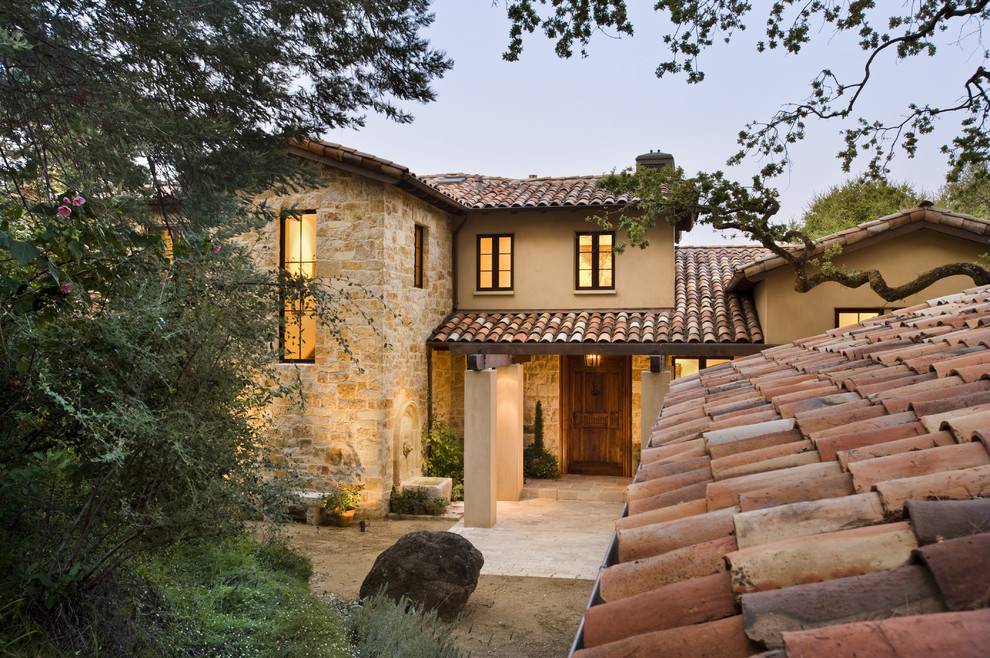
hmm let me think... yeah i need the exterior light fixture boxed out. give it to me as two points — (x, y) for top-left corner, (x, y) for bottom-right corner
(585, 354), (601, 367)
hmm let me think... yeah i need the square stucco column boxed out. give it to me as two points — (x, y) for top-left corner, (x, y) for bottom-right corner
(640, 369), (672, 450)
(464, 368), (497, 528)
(496, 364), (524, 501)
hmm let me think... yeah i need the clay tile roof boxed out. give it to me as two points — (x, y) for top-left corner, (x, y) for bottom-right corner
(430, 246), (768, 348)
(418, 173), (636, 209)
(573, 283), (990, 657)
(728, 206), (990, 291)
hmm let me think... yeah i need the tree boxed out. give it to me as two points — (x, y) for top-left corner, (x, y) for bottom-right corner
(797, 176), (923, 239)
(502, 1), (990, 301)
(0, 0), (450, 649)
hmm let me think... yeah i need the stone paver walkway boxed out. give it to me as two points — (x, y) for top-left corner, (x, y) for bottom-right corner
(448, 497), (623, 580)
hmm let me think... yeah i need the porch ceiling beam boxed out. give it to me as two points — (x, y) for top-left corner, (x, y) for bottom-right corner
(431, 342), (771, 357)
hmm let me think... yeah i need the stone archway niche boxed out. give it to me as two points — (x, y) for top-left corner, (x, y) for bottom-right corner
(393, 402), (423, 487)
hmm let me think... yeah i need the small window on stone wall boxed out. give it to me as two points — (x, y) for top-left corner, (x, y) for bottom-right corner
(280, 210), (317, 362)
(414, 224), (425, 288)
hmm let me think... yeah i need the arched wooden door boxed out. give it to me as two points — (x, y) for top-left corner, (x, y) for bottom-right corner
(561, 355), (631, 476)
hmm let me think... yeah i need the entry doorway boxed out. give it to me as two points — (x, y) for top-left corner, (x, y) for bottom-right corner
(561, 355), (631, 476)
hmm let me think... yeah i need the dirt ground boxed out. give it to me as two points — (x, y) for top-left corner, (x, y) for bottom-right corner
(286, 517), (593, 658)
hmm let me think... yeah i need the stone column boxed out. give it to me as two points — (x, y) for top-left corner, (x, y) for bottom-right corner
(496, 364), (523, 501)
(640, 369), (672, 451)
(464, 368), (497, 527)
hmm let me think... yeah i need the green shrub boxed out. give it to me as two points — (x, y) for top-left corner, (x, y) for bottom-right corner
(524, 401), (561, 479)
(389, 488), (450, 516)
(423, 415), (463, 481)
(323, 484), (365, 514)
(527, 452), (561, 480)
(347, 590), (462, 658)
(450, 481), (464, 502)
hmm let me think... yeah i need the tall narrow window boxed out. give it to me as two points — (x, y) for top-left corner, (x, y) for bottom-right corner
(576, 231), (614, 289)
(280, 211), (317, 362)
(835, 309), (883, 328)
(477, 234), (513, 291)
(414, 224), (425, 288)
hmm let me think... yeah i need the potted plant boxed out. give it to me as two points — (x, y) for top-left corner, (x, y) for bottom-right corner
(323, 484), (364, 526)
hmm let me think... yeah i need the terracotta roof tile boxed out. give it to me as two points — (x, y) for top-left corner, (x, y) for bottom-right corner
(741, 564), (945, 650)
(575, 284), (990, 655)
(582, 572), (736, 648)
(725, 522), (918, 597)
(847, 442), (990, 493)
(835, 430), (957, 469)
(779, 609), (990, 657)
(429, 246), (767, 347)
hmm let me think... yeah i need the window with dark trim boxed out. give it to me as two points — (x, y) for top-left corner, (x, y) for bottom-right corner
(576, 231), (614, 289)
(835, 308), (883, 328)
(477, 234), (513, 291)
(280, 211), (317, 362)
(414, 224), (425, 288)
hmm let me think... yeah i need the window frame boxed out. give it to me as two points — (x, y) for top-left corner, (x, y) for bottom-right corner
(476, 233), (514, 291)
(575, 231), (615, 290)
(414, 224), (425, 289)
(279, 210), (317, 363)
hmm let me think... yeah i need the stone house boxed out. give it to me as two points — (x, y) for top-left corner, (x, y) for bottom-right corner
(258, 139), (990, 524)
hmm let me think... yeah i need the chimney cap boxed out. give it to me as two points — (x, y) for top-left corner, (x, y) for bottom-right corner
(636, 150), (675, 171)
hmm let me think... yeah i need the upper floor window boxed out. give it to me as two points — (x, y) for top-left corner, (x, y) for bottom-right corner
(576, 231), (614, 289)
(280, 211), (317, 362)
(478, 234), (513, 291)
(668, 355), (734, 380)
(414, 224), (425, 288)
(835, 308), (882, 328)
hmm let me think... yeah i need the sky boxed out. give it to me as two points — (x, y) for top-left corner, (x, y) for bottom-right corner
(328, 1), (979, 244)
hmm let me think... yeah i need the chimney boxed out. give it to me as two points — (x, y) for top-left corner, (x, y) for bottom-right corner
(636, 149), (675, 171)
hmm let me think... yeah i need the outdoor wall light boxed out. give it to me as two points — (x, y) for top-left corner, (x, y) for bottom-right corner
(585, 354), (601, 367)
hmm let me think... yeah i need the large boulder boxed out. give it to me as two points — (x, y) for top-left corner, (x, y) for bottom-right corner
(359, 530), (484, 621)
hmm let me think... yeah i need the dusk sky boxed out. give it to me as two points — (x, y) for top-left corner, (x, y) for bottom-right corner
(329, 1), (976, 243)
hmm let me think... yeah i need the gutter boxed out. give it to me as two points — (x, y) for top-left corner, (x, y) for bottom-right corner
(567, 397), (667, 656)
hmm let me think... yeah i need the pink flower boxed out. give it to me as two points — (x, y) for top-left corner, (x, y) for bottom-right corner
(57, 205), (71, 217)
(62, 197), (70, 204)
(72, 196), (85, 206)
(212, 244), (221, 253)
(83, 244), (90, 251)
(60, 283), (72, 293)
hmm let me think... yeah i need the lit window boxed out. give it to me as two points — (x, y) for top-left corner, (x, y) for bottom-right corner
(478, 234), (512, 291)
(669, 356), (734, 380)
(280, 211), (317, 362)
(576, 232), (614, 289)
(835, 309), (883, 328)
(414, 225), (425, 288)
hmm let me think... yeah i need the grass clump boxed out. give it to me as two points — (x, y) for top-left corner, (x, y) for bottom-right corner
(138, 535), (354, 658)
(345, 590), (463, 658)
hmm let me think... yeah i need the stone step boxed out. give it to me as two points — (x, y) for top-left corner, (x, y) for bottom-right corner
(520, 480), (628, 503)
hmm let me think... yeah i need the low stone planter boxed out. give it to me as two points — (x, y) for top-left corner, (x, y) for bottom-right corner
(399, 476), (452, 501)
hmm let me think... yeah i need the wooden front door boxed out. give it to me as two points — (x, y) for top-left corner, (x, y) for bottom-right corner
(562, 355), (631, 476)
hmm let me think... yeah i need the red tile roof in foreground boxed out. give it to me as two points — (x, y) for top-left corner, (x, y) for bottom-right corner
(729, 206), (990, 290)
(430, 246), (767, 347)
(574, 284), (990, 657)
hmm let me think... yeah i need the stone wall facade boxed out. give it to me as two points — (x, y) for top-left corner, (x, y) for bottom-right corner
(522, 355), (561, 459)
(255, 167), (453, 517)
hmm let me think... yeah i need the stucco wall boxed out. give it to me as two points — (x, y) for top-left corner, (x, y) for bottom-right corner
(255, 167), (453, 516)
(455, 209), (675, 310)
(757, 229), (989, 344)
